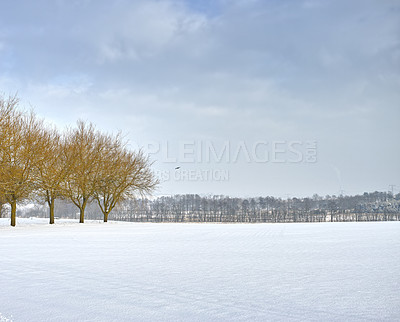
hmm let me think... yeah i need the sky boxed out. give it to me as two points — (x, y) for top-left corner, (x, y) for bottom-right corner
(1, 0), (399, 198)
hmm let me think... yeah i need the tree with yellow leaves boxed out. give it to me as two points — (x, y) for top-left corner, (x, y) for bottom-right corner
(95, 141), (158, 222)
(35, 126), (69, 224)
(62, 120), (107, 223)
(0, 95), (45, 226)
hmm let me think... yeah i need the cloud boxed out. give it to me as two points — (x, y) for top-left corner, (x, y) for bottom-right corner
(91, 1), (207, 63)
(28, 74), (93, 98)
(0, 0), (399, 196)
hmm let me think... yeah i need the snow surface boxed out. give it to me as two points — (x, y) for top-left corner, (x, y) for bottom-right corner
(1, 219), (399, 321)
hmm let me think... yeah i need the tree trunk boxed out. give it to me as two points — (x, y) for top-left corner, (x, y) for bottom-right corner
(49, 199), (55, 224)
(11, 200), (17, 227)
(104, 211), (109, 222)
(79, 207), (85, 223)
(0, 202), (5, 218)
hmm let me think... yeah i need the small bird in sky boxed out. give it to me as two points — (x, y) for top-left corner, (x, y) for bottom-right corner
(175, 167), (180, 170)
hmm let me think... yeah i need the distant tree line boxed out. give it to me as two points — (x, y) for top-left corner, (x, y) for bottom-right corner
(0, 94), (158, 226)
(10, 191), (400, 223)
(110, 191), (400, 223)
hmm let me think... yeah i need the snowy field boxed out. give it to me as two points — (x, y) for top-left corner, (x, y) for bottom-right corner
(0, 219), (399, 321)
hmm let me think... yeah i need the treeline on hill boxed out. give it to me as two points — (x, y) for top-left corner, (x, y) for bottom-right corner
(0, 94), (158, 226)
(110, 191), (400, 223)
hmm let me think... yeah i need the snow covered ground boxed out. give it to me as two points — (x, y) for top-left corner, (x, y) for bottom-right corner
(0, 219), (399, 321)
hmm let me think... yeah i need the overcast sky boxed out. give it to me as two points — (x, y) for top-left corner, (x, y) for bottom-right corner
(1, 0), (399, 198)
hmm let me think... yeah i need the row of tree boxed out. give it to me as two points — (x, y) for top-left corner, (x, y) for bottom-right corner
(0, 94), (158, 226)
(110, 192), (400, 223)
(10, 190), (399, 223)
